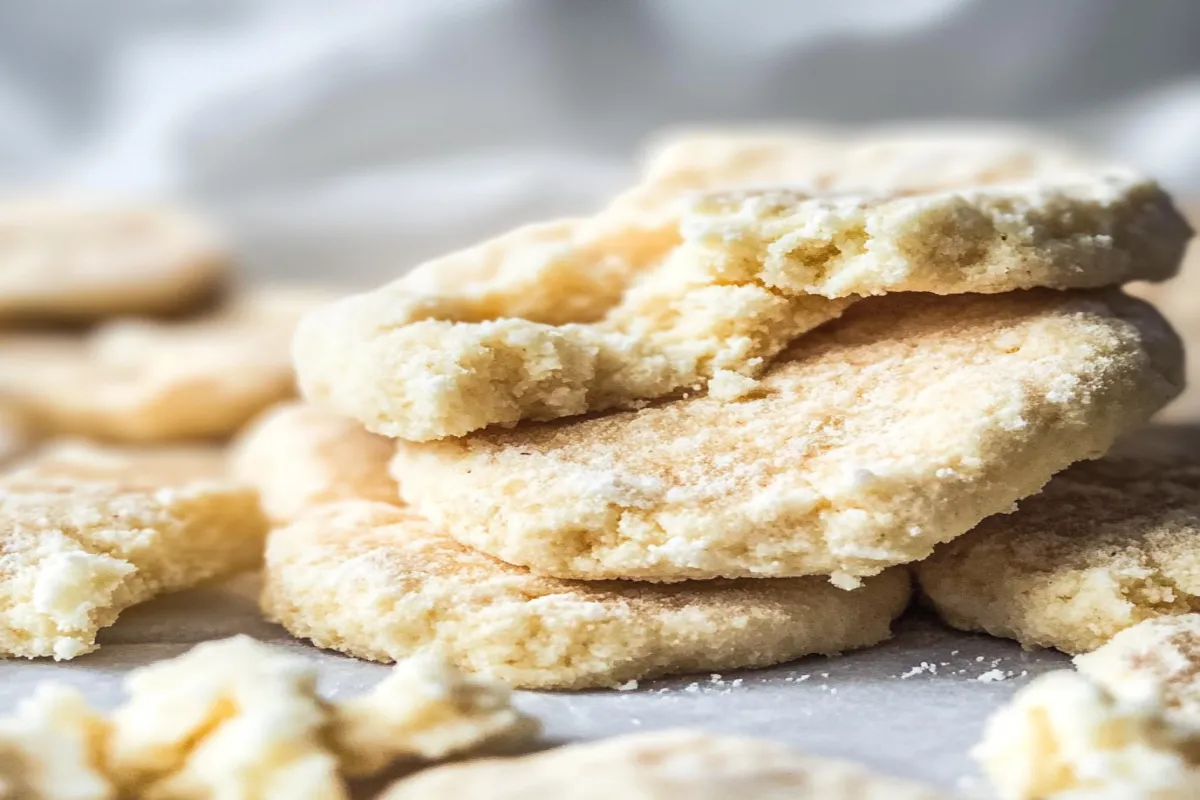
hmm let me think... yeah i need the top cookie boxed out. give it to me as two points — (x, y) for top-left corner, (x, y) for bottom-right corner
(298, 167), (1188, 442)
(382, 730), (949, 800)
(392, 289), (1182, 584)
(0, 196), (229, 321)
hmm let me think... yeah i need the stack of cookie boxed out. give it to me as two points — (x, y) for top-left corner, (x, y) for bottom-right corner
(0, 196), (334, 660)
(232, 127), (1197, 692)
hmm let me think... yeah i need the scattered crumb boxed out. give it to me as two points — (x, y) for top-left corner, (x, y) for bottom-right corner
(977, 669), (1009, 683)
(899, 662), (937, 679)
(615, 680), (639, 692)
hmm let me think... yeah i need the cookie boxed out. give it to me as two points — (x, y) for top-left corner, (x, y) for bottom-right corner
(392, 290), (1181, 585)
(973, 670), (1200, 800)
(107, 636), (534, 797)
(294, 139), (1169, 442)
(916, 425), (1200, 654)
(330, 649), (537, 777)
(381, 730), (949, 800)
(108, 635), (343, 800)
(0, 286), (333, 442)
(0, 196), (229, 321)
(1076, 614), (1200, 731)
(0, 685), (112, 800)
(620, 124), (1094, 225)
(231, 401), (397, 523)
(0, 442), (267, 659)
(261, 501), (911, 690)
(681, 171), (1189, 299)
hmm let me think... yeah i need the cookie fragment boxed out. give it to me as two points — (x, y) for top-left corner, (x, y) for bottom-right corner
(0, 442), (267, 659)
(1076, 613), (1200, 730)
(330, 650), (537, 777)
(381, 729), (949, 800)
(0, 685), (113, 800)
(107, 636), (344, 800)
(393, 290), (1182, 584)
(231, 401), (397, 523)
(917, 425), (1200, 654)
(105, 636), (535, 798)
(0, 287), (333, 442)
(974, 670), (1200, 799)
(261, 501), (911, 690)
(0, 196), (229, 321)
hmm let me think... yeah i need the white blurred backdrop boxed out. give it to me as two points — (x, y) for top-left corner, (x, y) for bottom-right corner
(2, 0), (1199, 283)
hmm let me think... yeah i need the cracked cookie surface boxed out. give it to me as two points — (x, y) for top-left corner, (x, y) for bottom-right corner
(261, 501), (911, 689)
(0, 442), (266, 659)
(392, 290), (1182, 584)
(298, 168), (1187, 441)
(917, 425), (1200, 654)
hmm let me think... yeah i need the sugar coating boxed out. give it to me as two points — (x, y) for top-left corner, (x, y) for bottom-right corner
(0, 443), (267, 659)
(107, 635), (345, 800)
(106, 636), (534, 798)
(918, 425), (1200, 654)
(682, 171), (1190, 298)
(393, 290), (1182, 583)
(0, 685), (113, 800)
(381, 729), (949, 799)
(331, 650), (537, 777)
(974, 670), (1200, 799)
(295, 129), (1128, 442)
(261, 501), (911, 690)
(1076, 614), (1200, 732)
(0, 287), (334, 442)
(0, 196), (228, 321)
(231, 401), (398, 524)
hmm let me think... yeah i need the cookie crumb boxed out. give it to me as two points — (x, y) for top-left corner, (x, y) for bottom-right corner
(707, 370), (760, 401)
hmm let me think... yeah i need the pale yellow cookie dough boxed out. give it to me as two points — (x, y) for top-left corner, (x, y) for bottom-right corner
(393, 290), (1182, 584)
(261, 501), (911, 690)
(0, 286), (334, 442)
(295, 132), (1150, 442)
(1076, 614), (1200, 731)
(330, 650), (537, 777)
(107, 635), (344, 800)
(381, 729), (949, 800)
(917, 425), (1200, 654)
(231, 401), (397, 523)
(0, 442), (266, 660)
(106, 636), (534, 797)
(683, 171), (1189, 298)
(0, 196), (229, 322)
(0, 685), (113, 800)
(974, 670), (1200, 800)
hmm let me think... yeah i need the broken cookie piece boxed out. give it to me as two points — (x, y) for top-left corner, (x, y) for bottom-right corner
(0, 685), (113, 800)
(974, 670), (1200, 799)
(0, 442), (266, 660)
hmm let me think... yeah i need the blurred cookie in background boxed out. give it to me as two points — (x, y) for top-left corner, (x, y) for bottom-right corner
(0, 196), (229, 322)
(0, 286), (339, 443)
